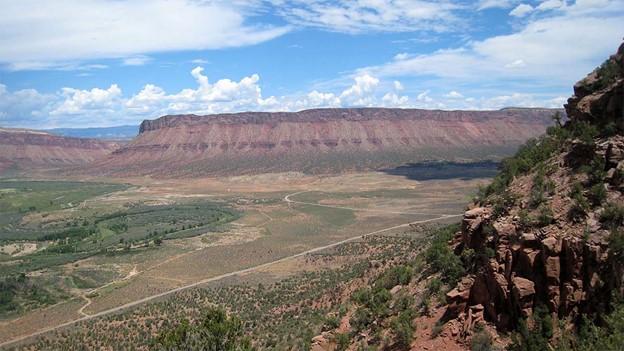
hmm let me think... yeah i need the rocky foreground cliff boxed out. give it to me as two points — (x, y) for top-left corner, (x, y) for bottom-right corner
(0, 128), (120, 175)
(90, 108), (558, 177)
(440, 42), (624, 347)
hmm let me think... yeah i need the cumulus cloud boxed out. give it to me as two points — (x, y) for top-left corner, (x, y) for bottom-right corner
(0, 0), (289, 70)
(51, 85), (123, 116)
(1, 68), (419, 128)
(339, 74), (380, 106)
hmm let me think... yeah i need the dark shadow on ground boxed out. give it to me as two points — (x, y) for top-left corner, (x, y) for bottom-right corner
(382, 161), (499, 181)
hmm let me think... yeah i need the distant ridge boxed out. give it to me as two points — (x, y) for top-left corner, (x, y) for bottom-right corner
(46, 125), (138, 140)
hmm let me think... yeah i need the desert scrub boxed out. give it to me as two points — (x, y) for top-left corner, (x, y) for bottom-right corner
(374, 265), (413, 290)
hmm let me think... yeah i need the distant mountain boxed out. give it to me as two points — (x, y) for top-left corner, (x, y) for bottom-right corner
(0, 128), (120, 175)
(46, 125), (138, 140)
(89, 107), (561, 177)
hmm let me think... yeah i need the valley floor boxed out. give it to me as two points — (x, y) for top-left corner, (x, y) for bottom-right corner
(0, 171), (485, 349)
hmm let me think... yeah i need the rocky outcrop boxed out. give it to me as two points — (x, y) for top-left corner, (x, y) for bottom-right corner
(92, 107), (559, 177)
(0, 128), (120, 174)
(444, 42), (624, 331)
(566, 42), (624, 125)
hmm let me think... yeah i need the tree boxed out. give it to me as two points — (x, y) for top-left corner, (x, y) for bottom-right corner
(156, 307), (254, 350)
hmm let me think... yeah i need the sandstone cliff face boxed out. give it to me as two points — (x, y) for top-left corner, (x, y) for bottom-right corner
(0, 128), (120, 174)
(445, 43), (624, 334)
(93, 108), (558, 177)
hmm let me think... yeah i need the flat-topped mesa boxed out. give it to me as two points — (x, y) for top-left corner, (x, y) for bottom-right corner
(95, 107), (561, 177)
(138, 108), (558, 133)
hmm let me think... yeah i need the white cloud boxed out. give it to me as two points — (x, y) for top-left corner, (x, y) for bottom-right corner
(0, 0), (289, 70)
(509, 3), (534, 17)
(360, 3), (624, 90)
(505, 59), (527, 68)
(394, 81), (404, 91)
(122, 56), (152, 66)
(417, 90), (433, 102)
(296, 91), (341, 108)
(51, 85), (122, 116)
(536, 0), (565, 11)
(0, 84), (56, 125)
(381, 92), (409, 107)
(394, 53), (410, 61)
(271, 0), (462, 33)
(191, 59), (210, 64)
(339, 73), (380, 106)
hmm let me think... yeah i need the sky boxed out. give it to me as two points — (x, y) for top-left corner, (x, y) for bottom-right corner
(0, 0), (622, 129)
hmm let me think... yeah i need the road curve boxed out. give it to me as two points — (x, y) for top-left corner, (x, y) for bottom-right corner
(0, 192), (462, 349)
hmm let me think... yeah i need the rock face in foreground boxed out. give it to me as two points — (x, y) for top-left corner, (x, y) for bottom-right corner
(445, 43), (624, 334)
(92, 108), (557, 177)
(0, 128), (120, 174)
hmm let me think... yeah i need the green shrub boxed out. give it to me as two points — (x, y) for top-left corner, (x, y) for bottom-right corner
(323, 315), (340, 331)
(508, 305), (552, 351)
(568, 182), (589, 222)
(155, 307), (253, 350)
(609, 230), (624, 264)
(426, 278), (443, 297)
(600, 203), (624, 229)
(491, 191), (518, 218)
(471, 330), (493, 351)
(588, 182), (607, 207)
(334, 333), (350, 351)
(518, 209), (532, 230)
(375, 265), (413, 290)
(570, 120), (599, 146)
(596, 58), (622, 90)
(351, 307), (373, 331)
(425, 224), (465, 286)
(392, 309), (415, 347)
(535, 204), (554, 227)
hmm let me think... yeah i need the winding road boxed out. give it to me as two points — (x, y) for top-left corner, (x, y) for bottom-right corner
(0, 191), (462, 349)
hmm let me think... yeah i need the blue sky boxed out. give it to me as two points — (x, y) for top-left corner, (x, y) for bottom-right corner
(0, 0), (622, 128)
